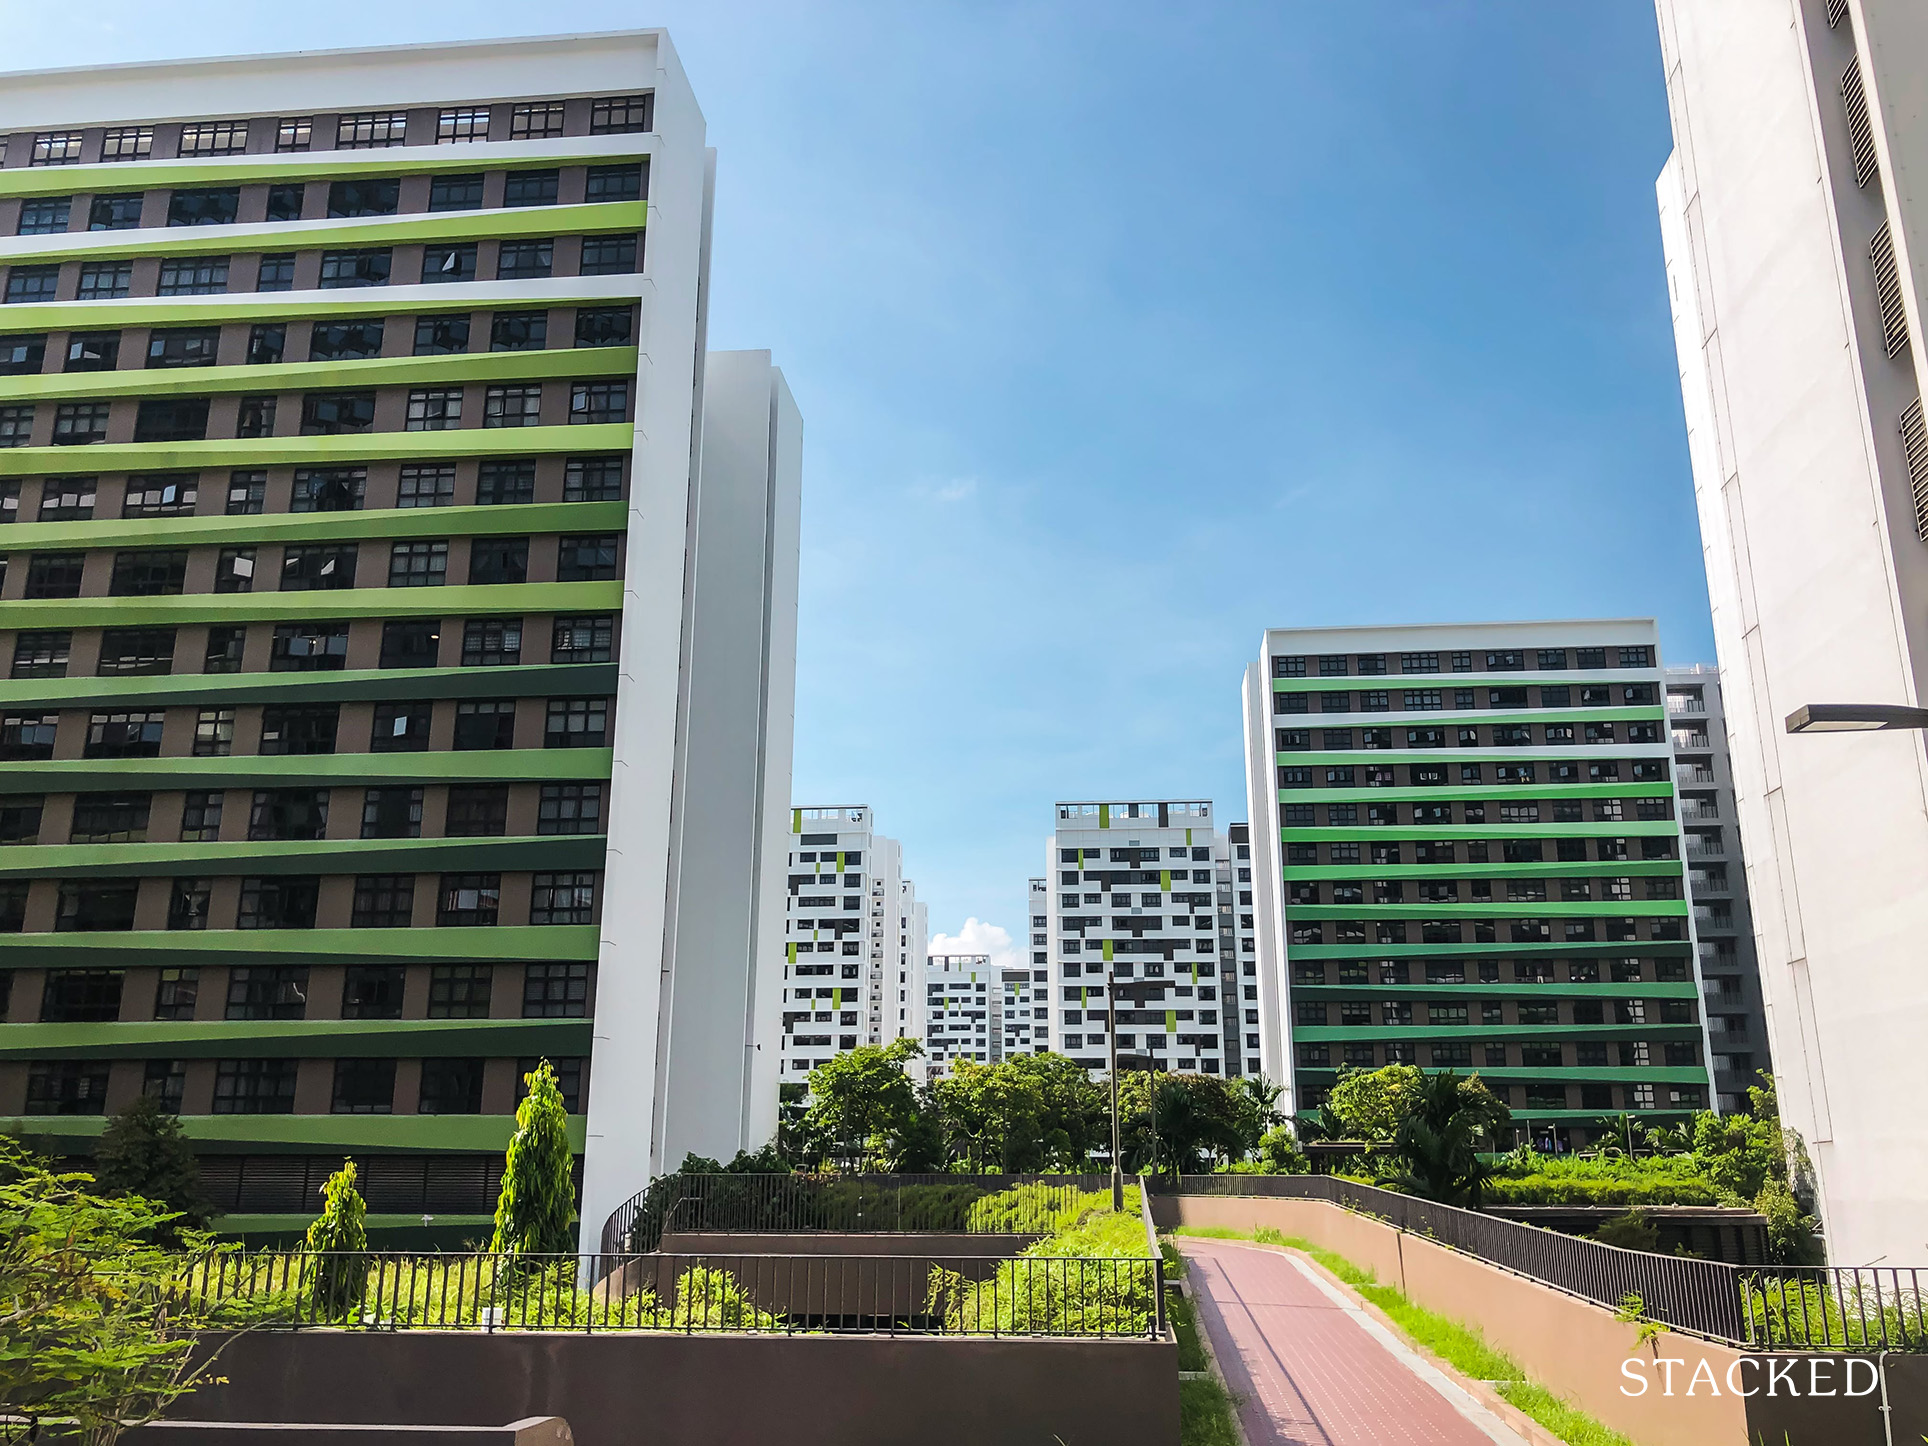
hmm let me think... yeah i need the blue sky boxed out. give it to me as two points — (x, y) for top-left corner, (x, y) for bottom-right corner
(3, 2), (1709, 959)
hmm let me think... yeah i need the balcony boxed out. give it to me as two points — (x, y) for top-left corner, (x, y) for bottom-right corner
(1688, 871), (1730, 897)
(1693, 906), (1735, 932)
(1680, 802), (1721, 824)
(1667, 696), (1707, 715)
(1685, 842), (1725, 861)
(1681, 766), (1718, 785)
(1673, 732), (1711, 750)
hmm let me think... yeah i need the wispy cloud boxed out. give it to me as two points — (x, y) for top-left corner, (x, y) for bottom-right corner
(914, 476), (979, 504)
(928, 917), (1023, 973)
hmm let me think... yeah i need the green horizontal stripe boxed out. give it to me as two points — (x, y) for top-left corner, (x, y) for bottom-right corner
(0, 1017), (591, 1060)
(1272, 708), (1666, 733)
(5, 500), (626, 550)
(0, 346), (639, 404)
(0, 147), (649, 199)
(0, 662), (617, 711)
(0, 579), (620, 627)
(1282, 861), (1683, 881)
(0, 284), (645, 331)
(1282, 823), (1679, 841)
(1290, 981), (1700, 998)
(1289, 939), (1691, 960)
(0, 202), (646, 266)
(0, 924), (597, 969)
(1286, 901), (1688, 919)
(1277, 783), (1674, 805)
(0, 748), (612, 790)
(0, 422), (634, 478)
(1293, 1066), (1707, 1085)
(0, 1111), (588, 1153)
(1295, 1024), (1701, 1042)
(0, 834), (606, 880)
(1273, 673), (1660, 692)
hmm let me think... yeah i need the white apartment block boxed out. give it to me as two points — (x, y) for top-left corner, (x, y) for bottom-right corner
(1044, 801), (1230, 1074)
(778, 806), (922, 1076)
(1665, 667), (1773, 1113)
(924, 953), (992, 1078)
(1215, 824), (1263, 1077)
(999, 964), (1043, 1060)
(1655, 0), (1928, 1264)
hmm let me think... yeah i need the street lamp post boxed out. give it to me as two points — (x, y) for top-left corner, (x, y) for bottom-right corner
(1784, 703), (1928, 733)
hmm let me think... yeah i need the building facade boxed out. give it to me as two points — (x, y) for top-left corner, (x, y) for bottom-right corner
(0, 32), (800, 1250)
(1241, 623), (1714, 1148)
(1215, 824), (1261, 1078)
(778, 806), (922, 1077)
(924, 952), (991, 1078)
(1655, 0), (1928, 1262)
(1043, 800), (1229, 1075)
(1665, 666), (1772, 1112)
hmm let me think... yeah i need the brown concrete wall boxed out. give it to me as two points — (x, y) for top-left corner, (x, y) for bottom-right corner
(184, 1329), (1180, 1446)
(613, 1249), (1006, 1318)
(659, 1230), (1036, 1257)
(1167, 1195), (1928, 1446)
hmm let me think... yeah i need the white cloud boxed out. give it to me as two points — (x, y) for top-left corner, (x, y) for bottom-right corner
(927, 917), (1023, 973)
(913, 476), (978, 504)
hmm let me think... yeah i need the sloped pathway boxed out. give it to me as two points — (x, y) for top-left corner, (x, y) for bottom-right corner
(1178, 1237), (1531, 1446)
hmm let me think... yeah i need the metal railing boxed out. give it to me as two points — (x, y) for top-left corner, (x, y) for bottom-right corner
(1741, 1267), (1928, 1350)
(174, 1247), (1160, 1339)
(1137, 1173), (1166, 1338)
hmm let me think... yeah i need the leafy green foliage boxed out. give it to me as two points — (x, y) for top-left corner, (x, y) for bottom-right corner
(795, 1039), (926, 1170)
(1326, 1063), (1424, 1143)
(1179, 1375), (1241, 1446)
(1116, 1069), (1279, 1175)
(1387, 1069), (1511, 1205)
(928, 1192), (1155, 1335)
(302, 1159), (368, 1317)
(91, 1098), (214, 1247)
(491, 1060), (577, 1255)
(1592, 1211), (1660, 1252)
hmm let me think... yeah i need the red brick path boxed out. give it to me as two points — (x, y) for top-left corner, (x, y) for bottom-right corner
(1179, 1237), (1525, 1446)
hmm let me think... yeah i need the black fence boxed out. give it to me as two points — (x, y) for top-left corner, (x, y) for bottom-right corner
(1741, 1267), (1928, 1351)
(175, 1247), (1161, 1339)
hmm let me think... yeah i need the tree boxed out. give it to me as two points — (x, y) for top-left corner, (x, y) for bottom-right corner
(93, 1097), (213, 1246)
(1254, 1125), (1310, 1174)
(491, 1060), (577, 1255)
(1114, 1072), (1254, 1176)
(1327, 1063), (1424, 1144)
(932, 1060), (1045, 1172)
(799, 1039), (926, 1171)
(1000, 1053), (1106, 1169)
(1388, 1070), (1511, 1205)
(303, 1159), (368, 1317)
(0, 1139), (241, 1446)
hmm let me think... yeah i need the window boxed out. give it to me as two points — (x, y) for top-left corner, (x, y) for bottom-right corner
(351, 877), (415, 930)
(30, 132), (86, 165)
(191, 708), (235, 757)
(378, 619), (440, 670)
(39, 968), (125, 1022)
(422, 243), (478, 283)
(405, 388), (463, 430)
(258, 703), (338, 754)
(95, 627), (175, 675)
(418, 1057), (485, 1114)
(484, 384), (542, 427)
(388, 540), (448, 587)
(1619, 646), (1653, 667)
(398, 463), (455, 507)
(299, 392), (376, 435)
(371, 701), (432, 751)
(123, 474), (199, 514)
(236, 877), (319, 930)
(331, 1058), (397, 1115)
(309, 318), (385, 360)
(436, 106), (491, 143)
(477, 460), (535, 505)
(361, 786), (424, 839)
(226, 472), (266, 515)
(272, 116), (314, 152)
(545, 698), (608, 749)
(24, 552), (83, 598)
(503, 170), (560, 207)
(180, 120), (250, 156)
(552, 615), (613, 663)
(425, 173), (487, 214)
(438, 873), (501, 926)
(591, 95), (652, 133)
(5, 266), (60, 304)
(179, 792), (223, 842)
(110, 549), (188, 597)
(17, 198), (71, 235)
(453, 700), (516, 751)
(53, 402), (111, 445)
(317, 249), (391, 289)
(327, 178), (399, 218)
(428, 964), (492, 1019)
(558, 534), (619, 580)
(510, 103), (567, 140)
(269, 621), (349, 671)
(100, 127), (154, 161)
(461, 617), (522, 666)
(580, 235), (639, 275)
(85, 711), (165, 758)
(0, 334), (45, 375)
(575, 305), (634, 347)
(445, 784), (510, 837)
(26, 1062), (111, 1115)
(255, 254), (296, 291)
(538, 782), (603, 835)
(154, 968), (199, 1020)
(54, 879), (140, 931)
(530, 871), (598, 925)
(280, 543), (356, 590)
(570, 380), (628, 424)
(0, 405), (32, 446)
(585, 163), (646, 202)
(491, 310), (548, 351)
(523, 962), (589, 1017)
(133, 398), (211, 442)
(468, 538), (528, 585)
(12, 631), (69, 678)
(338, 111), (408, 148)
(156, 257), (230, 295)
(496, 241), (553, 280)
(39, 481), (94, 520)
(167, 188), (240, 227)
(87, 194), (143, 230)
(212, 1059), (298, 1115)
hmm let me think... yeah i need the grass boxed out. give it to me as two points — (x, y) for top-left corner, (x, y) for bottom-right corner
(1169, 1227), (1634, 1446)
(1179, 1375), (1241, 1446)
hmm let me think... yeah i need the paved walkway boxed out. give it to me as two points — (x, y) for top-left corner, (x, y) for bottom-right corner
(1179, 1237), (1529, 1446)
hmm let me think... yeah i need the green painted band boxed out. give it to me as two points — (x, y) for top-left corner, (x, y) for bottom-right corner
(0, 662), (618, 711)
(1279, 822), (1680, 841)
(1281, 860), (1685, 881)
(0, 202), (646, 265)
(0, 923), (599, 969)
(1291, 981), (1700, 998)
(1290, 1066), (1706, 1085)
(0, 833), (607, 881)
(1293, 1024), (1702, 1042)
(1276, 783), (1675, 805)
(0, 748), (613, 791)
(1272, 673), (1661, 693)
(0, 1016), (593, 1061)
(0, 285), (645, 331)
(0, 345), (640, 405)
(1284, 900), (1689, 919)
(0, 579), (621, 627)
(0, 1111), (589, 1153)
(1270, 709), (1669, 742)
(0, 147), (650, 199)
(0, 423), (635, 478)
(1287, 939), (1692, 960)
(6, 499), (626, 550)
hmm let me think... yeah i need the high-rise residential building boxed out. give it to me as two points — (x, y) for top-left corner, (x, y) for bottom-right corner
(998, 963), (1042, 1060)
(1664, 666), (1772, 1113)
(778, 806), (922, 1077)
(0, 32), (801, 1250)
(1654, 0), (1928, 1263)
(1043, 800), (1228, 1075)
(1240, 623), (1713, 1148)
(1214, 824), (1262, 1078)
(923, 953), (992, 1078)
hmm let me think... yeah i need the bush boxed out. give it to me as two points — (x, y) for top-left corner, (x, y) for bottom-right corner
(1592, 1209), (1660, 1251)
